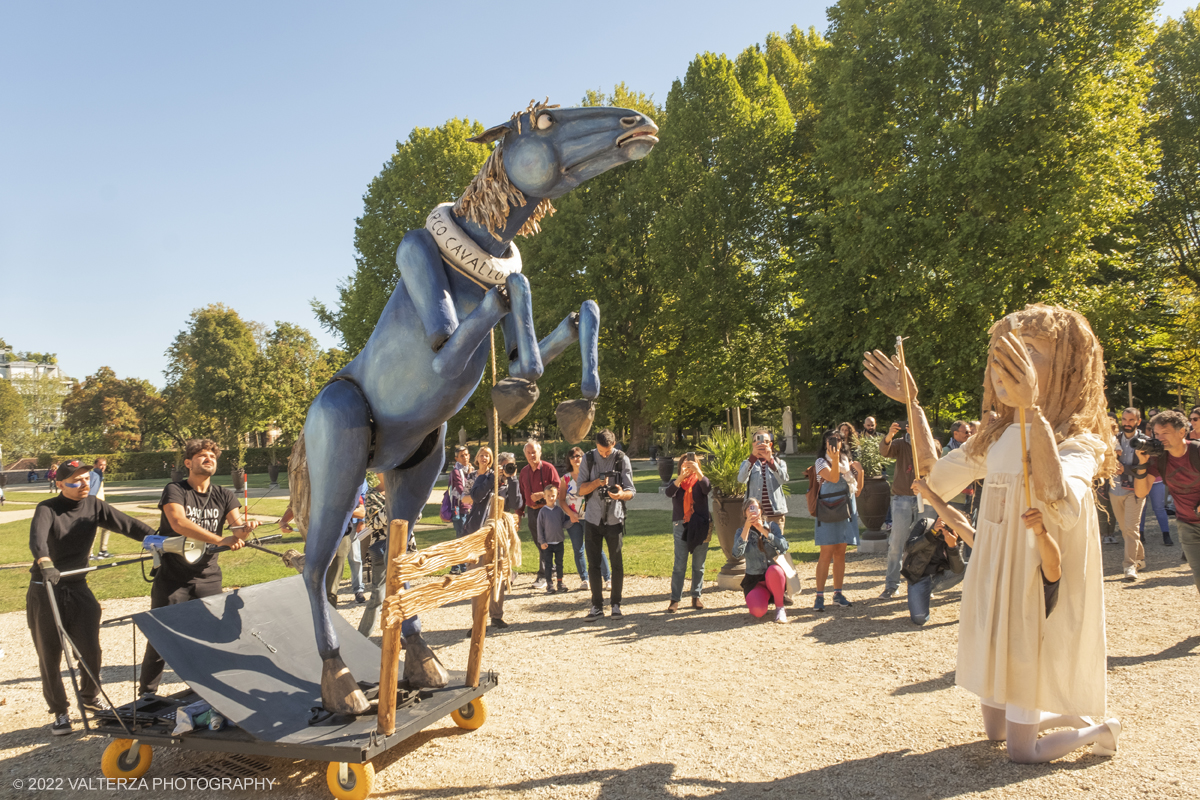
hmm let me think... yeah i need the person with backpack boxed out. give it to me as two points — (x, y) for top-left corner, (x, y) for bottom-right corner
(577, 429), (636, 619)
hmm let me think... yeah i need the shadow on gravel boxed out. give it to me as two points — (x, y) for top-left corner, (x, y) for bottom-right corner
(1108, 635), (1200, 670)
(380, 745), (1111, 799)
(891, 670), (955, 695)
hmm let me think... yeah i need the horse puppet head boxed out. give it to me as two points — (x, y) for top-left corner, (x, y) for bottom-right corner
(455, 98), (658, 240)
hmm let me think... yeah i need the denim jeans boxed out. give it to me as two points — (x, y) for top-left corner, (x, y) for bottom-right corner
(886, 495), (935, 591)
(906, 569), (964, 624)
(567, 521), (610, 582)
(670, 521), (708, 602)
(358, 533), (420, 638)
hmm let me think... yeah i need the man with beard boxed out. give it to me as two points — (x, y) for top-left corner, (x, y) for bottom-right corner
(1111, 408), (1148, 581)
(138, 439), (258, 696)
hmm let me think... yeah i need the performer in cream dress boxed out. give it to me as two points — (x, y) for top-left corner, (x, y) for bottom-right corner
(864, 304), (1122, 763)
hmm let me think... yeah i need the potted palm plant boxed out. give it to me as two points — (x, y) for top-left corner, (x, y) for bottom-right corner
(700, 428), (751, 582)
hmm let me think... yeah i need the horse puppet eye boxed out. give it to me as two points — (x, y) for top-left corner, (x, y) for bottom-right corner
(536, 114), (554, 131)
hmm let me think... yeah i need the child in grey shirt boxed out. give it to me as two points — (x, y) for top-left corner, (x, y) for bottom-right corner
(536, 485), (569, 593)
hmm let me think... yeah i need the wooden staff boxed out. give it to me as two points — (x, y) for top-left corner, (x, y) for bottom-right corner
(377, 518), (409, 735)
(895, 336), (924, 512)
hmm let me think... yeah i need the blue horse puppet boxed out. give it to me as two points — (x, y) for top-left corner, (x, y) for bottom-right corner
(291, 99), (658, 714)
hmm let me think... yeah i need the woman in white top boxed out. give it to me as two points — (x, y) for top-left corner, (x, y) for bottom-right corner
(864, 304), (1121, 763)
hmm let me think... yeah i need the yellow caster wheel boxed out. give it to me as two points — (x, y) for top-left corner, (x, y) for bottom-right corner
(101, 739), (153, 780)
(326, 761), (375, 800)
(451, 697), (488, 730)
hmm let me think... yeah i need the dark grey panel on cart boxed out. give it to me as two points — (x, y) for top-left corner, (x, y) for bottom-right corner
(133, 574), (383, 744)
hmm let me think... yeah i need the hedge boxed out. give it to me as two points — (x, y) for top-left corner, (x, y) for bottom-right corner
(38, 448), (291, 479)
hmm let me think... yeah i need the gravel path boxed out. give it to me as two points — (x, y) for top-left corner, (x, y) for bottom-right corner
(1, 529), (1197, 799)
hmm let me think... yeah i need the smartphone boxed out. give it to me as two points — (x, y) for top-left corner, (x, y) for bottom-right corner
(754, 433), (772, 446)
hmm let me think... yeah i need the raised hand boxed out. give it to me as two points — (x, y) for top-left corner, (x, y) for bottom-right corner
(989, 331), (1038, 410)
(863, 349), (919, 404)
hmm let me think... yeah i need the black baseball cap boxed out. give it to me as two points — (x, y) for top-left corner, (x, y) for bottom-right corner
(56, 460), (93, 483)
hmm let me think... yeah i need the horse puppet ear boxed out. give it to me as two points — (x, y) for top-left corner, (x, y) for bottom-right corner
(467, 122), (513, 145)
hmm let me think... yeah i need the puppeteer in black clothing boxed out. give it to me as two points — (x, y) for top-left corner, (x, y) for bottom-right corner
(27, 459), (156, 735)
(138, 439), (255, 695)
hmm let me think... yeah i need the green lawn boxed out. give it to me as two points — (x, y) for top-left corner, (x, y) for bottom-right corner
(1, 477), (830, 613)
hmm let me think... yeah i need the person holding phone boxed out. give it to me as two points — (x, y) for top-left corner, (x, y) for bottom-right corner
(732, 498), (789, 623)
(737, 429), (789, 532)
(814, 430), (862, 611)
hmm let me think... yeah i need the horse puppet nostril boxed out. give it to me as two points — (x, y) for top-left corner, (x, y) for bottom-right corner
(620, 116), (640, 128)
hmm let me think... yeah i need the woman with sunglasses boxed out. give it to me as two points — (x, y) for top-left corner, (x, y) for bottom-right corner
(561, 446), (611, 592)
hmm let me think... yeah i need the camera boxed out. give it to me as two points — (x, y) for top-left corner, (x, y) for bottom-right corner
(595, 469), (621, 498)
(1129, 431), (1164, 458)
(503, 462), (518, 476)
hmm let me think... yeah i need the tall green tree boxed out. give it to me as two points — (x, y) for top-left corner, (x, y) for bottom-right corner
(650, 49), (796, 435)
(315, 118), (491, 355)
(164, 304), (265, 469)
(6, 372), (67, 457)
(0, 378), (24, 456)
(521, 85), (666, 451)
(1145, 6), (1200, 285)
(259, 322), (345, 446)
(62, 366), (165, 452)
(805, 0), (1158, 410)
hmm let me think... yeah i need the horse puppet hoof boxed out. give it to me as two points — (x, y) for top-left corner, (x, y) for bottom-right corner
(321, 654), (370, 715)
(556, 399), (596, 443)
(492, 378), (539, 425)
(402, 633), (449, 689)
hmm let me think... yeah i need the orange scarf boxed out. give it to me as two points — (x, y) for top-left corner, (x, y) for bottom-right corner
(681, 473), (700, 522)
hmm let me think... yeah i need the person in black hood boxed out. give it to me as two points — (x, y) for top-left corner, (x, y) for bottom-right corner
(27, 459), (157, 737)
(900, 516), (967, 625)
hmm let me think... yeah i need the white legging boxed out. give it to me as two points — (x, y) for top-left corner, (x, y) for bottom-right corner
(980, 703), (1114, 763)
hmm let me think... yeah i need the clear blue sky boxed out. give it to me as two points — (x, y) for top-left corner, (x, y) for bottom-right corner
(1, 1), (1193, 388)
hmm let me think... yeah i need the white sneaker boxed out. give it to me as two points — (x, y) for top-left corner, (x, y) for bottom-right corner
(532, 578), (547, 590)
(774, 608), (789, 624)
(580, 580), (590, 592)
(881, 522), (892, 531)
(1123, 565), (1137, 582)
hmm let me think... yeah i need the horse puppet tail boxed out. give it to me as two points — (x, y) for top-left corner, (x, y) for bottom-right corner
(288, 432), (311, 540)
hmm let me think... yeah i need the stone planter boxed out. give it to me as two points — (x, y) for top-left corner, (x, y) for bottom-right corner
(858, 474), (891, 553)
(170, 468), (186, 483)
(268, 464), (281, 487)
(232, 469), (247, 492)
(648, 444), (659, 461)
(711, 493), (747, 588)
(656, 456), (675, 484)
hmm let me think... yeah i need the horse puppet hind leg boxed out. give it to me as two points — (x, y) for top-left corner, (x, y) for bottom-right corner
(537, 299), (601, 443)
(381, 424), (451, 690)
(300, 382), (373, 715)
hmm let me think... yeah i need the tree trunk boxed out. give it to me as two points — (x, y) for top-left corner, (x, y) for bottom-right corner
(628, 401), (653, 457)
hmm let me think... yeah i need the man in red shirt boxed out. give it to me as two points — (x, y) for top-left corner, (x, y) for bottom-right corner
(1134, 410), (1200, 596)
(520, 440), (560, 590)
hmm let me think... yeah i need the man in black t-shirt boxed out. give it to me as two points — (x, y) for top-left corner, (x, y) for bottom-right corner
(138, 439), (258, 696)
(27, 459), (157, 736)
